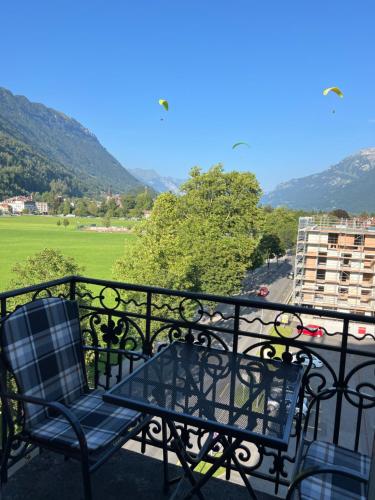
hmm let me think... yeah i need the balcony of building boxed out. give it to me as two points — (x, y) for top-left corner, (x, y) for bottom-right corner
(0, 276), (374, 499)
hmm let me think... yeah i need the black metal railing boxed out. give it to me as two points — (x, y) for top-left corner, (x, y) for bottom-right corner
(0, 275), (374, 496)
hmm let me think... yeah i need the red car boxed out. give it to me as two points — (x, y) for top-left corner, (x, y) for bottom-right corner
(301, 324), (324, 337)
(257, 286), (269, 297)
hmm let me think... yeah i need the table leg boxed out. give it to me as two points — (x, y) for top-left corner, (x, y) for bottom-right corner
(162, 419), (170, 493)
(166, 420), (205, 500)
(181, 437), (242, 500)
(220, 436), (257, 500)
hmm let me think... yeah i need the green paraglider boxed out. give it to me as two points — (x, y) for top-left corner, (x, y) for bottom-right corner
(232, 142), (250, 150)
(159, 99), (169, 111)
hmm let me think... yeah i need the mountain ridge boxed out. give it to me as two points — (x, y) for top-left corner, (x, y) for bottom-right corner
(0, 87), (144, 197)
(262, 148), (375, 213)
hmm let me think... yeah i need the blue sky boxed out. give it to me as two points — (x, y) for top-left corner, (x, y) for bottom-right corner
(1, 0), (374, 192)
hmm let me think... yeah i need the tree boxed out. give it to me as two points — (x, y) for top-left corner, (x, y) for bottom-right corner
(8, 249), (84, 302)
(62, 218), (70, 228)
(135, 188), (154, 211)
(262, 207), (299, 250)
(114, 165), (262, 297)
(120, 194), (136, 216)
(62, 199), (72, 216)
(74, 198), (89, 217)
(258, 234), (285, 267)
(56, 219), (61, 226)
(87, 201), (98, 217)
(102, 216), (111, 228)
(330, 209), (350, 219)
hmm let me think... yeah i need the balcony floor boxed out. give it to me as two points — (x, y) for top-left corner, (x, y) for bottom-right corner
(2, 447), (278, 500)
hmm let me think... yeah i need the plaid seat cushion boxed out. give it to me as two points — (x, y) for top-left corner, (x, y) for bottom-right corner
(2, 298), (86, 428)
(29, 389), (141, 451)
(300, 440), (370, 500)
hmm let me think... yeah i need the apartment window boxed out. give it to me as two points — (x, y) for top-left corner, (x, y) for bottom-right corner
(364, 254), (374, 259)
(328, 233), (338, 244)
(317, 256), (327, 265)
(361, 290), (371, 295)
(340, 271), (350, 282)
(343, 258), (350, 267)
(316, 270), (326, 280)
(363, 273), (372, 282)
(339, 287), (348, 294)
(316, 285), (325, 291)
(318, 251), (327, 256)
(354, 234), (364, 245)
(342, 253), (352, 258)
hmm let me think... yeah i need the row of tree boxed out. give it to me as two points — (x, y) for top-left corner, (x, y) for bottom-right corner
(37, 186), (154, 217)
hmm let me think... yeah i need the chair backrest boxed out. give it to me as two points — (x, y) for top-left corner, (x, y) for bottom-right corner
(1, 298), (86, 429)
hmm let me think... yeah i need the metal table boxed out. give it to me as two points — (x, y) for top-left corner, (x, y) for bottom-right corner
(104, 342), (303, 499)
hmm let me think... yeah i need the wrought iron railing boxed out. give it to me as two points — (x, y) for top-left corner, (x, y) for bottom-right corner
(0, 275), (374, 496)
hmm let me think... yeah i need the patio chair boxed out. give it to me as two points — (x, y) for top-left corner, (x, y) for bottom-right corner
(286, 387), (375, 499)
(0, 297), (151, 500)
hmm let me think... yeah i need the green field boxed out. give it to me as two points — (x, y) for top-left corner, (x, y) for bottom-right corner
(0, 215), (138, 292)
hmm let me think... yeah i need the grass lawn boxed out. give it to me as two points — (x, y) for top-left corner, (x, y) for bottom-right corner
(268, 325), (294, 358)
(0, 215), (138, 292)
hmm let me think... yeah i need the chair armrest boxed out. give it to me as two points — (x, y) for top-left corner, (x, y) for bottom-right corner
(286, 464), (369, 500)
(1, 391), (89, 455)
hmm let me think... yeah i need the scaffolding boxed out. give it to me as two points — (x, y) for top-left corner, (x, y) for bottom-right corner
(293, 216), (375, 315)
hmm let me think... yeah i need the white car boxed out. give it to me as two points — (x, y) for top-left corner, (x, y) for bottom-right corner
(292, 353), (323, 369)
(286, 397), (309, 417)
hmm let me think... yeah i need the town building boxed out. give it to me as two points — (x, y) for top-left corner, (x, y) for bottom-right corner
(2, 195), (35, 214)
(35, 201), (49, 214)
(0, 202), (11, 214)
(293, 216), (375, 316)
(0, 196), (48, 214)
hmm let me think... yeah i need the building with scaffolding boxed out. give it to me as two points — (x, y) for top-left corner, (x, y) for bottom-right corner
(293, 216), (375, 316)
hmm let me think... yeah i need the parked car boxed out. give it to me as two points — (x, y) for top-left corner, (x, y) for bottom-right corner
(287, 271), (294, 279)
(257, 286), (269, 297)
(292, 353), (323, 369)
(286, 396), (309, 417)
(301, 324), (324, 337)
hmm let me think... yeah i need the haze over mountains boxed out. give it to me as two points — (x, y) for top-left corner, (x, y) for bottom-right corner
(0, 87), (144, 198)
(129, 168), (184, 194)
(262, 148), (375, 213)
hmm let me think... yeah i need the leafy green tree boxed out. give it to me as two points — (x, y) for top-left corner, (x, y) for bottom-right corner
(56, 219), (61, 226)
(135, 188), (154, 211)
(62, 218), (70, 228)
(62, 199), (72, 215)
(262, 207), (298, 250)
(102, 216), (111, 228)
(120, 194), (136, 216)
(258, 234), (285, 267)
(87, 201), (98, 217)
(114, 164), (262, 296)
(74, 198), (89, 216)
(8, 249), (84, 303)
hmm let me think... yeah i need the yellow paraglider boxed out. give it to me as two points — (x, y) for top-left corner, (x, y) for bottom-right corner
(159, 99), (169, 111)
(322, 87), (344, 98)
(232, 142), (250, 150)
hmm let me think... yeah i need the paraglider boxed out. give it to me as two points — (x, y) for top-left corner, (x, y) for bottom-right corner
(159, 99), (169, 111)
(232, 142), (250, 150)
(322, 87), (344, 98)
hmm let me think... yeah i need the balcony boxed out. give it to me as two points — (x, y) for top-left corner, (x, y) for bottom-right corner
(0, 276), (374, 499)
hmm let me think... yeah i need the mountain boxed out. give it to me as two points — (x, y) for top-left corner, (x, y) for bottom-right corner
(0, 87), (144, 197)
(262, 148), (375, 213)
(129, 168), (184, 194)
